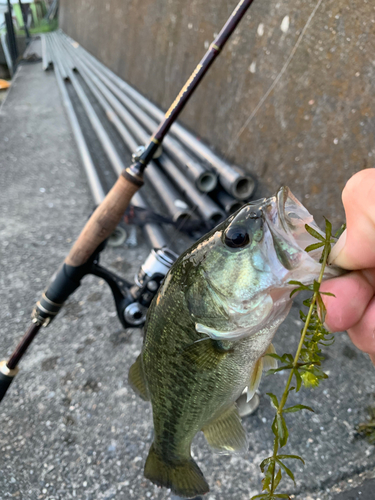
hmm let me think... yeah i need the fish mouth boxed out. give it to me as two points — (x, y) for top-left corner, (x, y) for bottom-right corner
(244, 186), (323, 255)
(252, 187), (293, 236)
(262, 186), (343, 278)
(265, 186), (320, 270)
(274, 186), (288, 233)
(276, 186), (299, 234)
(275, 186), (318, 236)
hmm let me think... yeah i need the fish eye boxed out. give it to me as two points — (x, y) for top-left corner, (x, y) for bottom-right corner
(224, 226), (251, 248)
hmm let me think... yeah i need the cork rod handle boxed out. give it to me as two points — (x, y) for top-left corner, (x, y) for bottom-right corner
(65, 175), (139, 267)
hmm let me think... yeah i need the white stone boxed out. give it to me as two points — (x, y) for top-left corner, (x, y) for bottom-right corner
(281, 15), (290, 33)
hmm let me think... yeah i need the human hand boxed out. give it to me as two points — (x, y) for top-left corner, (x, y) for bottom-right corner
(320, 169), (375, 366)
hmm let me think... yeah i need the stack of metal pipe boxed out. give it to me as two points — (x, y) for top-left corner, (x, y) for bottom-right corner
(41, 31), (257, 250)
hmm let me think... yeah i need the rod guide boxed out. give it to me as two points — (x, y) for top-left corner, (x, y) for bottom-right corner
(0, 361), (19, 378)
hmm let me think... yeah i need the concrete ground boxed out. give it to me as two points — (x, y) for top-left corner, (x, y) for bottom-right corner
(0, 88), (9, 104)
(0, 40), (374, 500)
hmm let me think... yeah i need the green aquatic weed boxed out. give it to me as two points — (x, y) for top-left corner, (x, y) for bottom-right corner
(251, 220), (341, 500)
(357, 406), (375, 445)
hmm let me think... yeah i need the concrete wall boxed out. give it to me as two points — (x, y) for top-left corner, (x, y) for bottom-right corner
(59, 0), (375, 226)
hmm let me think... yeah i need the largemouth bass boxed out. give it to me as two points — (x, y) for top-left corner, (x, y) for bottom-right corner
(128, 187), (340, 498)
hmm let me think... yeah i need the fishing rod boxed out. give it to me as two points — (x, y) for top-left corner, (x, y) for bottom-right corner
(0, 0), (257, 402)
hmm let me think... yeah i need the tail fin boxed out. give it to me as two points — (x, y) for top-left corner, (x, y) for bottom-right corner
(144, 443), (209, 498)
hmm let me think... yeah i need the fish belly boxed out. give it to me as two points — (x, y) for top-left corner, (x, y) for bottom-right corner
(145, 333), (260, 459)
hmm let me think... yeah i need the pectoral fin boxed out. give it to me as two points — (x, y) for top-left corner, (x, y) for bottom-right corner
(246, 357), (264, 402)
(246, 344), (278, 402)
(128, 354), (149, 401)
(262, 343), (278, 371)
(202, 404), (248, 455)
(182, 338), (232, 370)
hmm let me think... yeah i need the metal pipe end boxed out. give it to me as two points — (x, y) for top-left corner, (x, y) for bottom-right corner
(216, 190), (244, 215)
(107, 226), (127, 247)
(209, 211), (225, 225)
(225, 200), (243, 215)
(230, 173), (257, 200)
(173, 212), (192, 225)
(196, 172), (218, 193)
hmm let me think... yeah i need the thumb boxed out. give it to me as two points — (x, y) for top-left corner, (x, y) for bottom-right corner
(329, 170), (375, 270)
(328, 229), (347, 267)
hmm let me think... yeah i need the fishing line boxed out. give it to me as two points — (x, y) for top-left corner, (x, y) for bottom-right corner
(224, 0), (324, 158)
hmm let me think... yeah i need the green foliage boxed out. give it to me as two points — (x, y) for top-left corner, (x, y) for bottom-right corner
(15, 20), (58, 36)
(357, 406), (375, 444)
(251, 220), (337, 500)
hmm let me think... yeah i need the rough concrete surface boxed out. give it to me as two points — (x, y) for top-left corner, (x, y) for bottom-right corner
(60, 0), (375, 227)
(0, 42), (375, 500)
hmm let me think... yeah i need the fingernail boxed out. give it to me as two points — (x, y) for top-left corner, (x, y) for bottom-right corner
(323, 321), (333, 333)
(316, 295), (334, 331)
(328, 230), (347, 265)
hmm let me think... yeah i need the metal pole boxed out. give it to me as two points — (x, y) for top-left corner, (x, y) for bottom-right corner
(53, 33), (172, 247)
(63, 70), (125, 176)
(132, 192), (171, 250)
(216, 190), (243, 215)
(54, 34), (192, 224)
(48, 32), (68, 80)
(63, 33), (256, 200)
(157, 154), (224, 224)
(52, 46), (105, 206)
(49, 35), (128, 248)
(41, 34), (47, 70)
(5, 0), (18, 69)
(43, 34), (53, 71)
(18, 0), (31, 42)
(59, 35), (217, 194)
